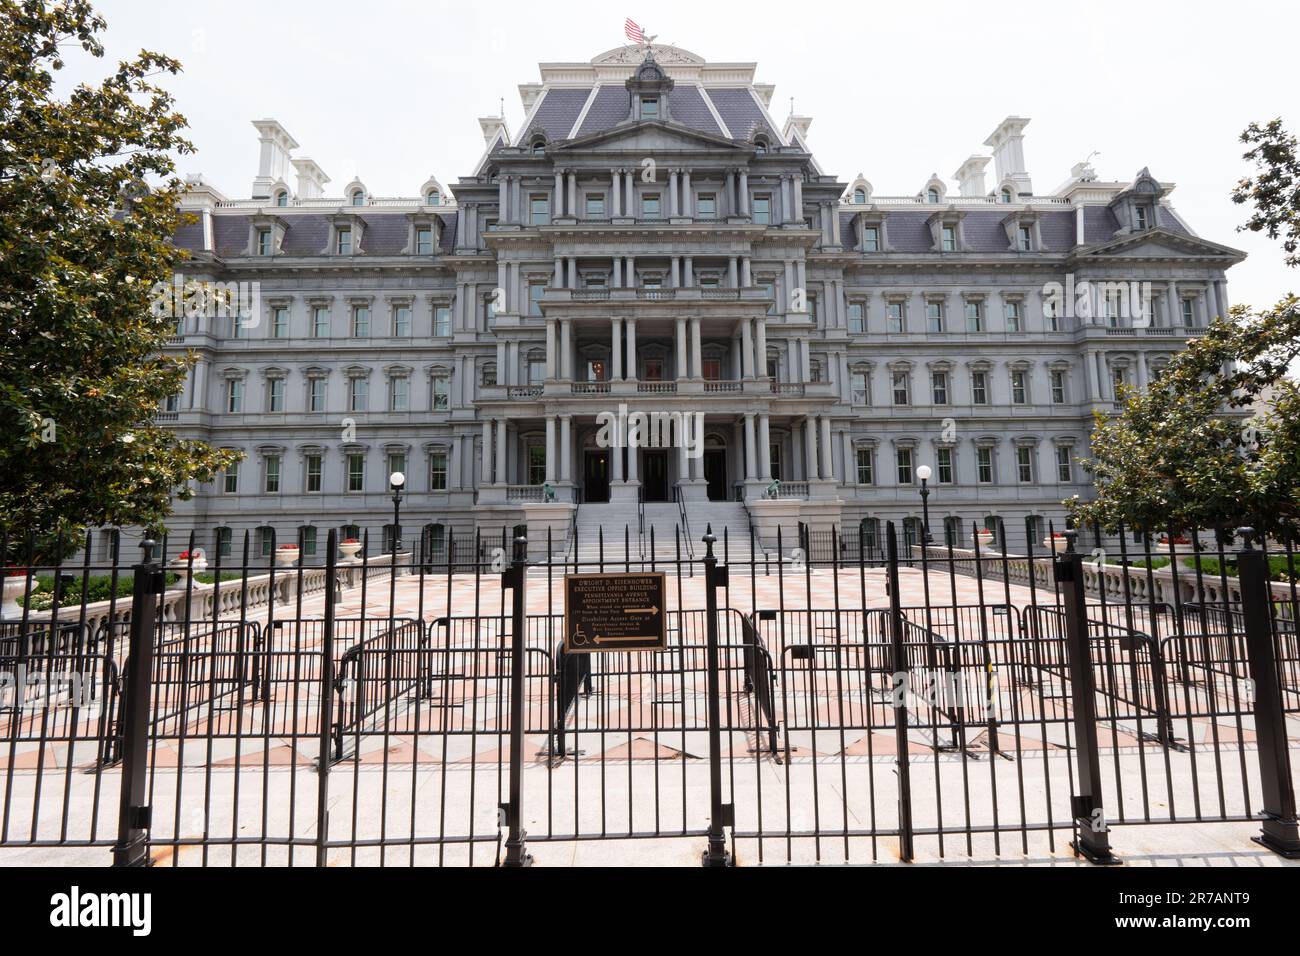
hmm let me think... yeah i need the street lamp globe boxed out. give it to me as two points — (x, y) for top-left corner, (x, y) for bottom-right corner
(389, 471), (406, 490)
(916, 465), (932, 482)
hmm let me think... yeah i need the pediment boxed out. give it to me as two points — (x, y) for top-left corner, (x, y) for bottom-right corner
(1075, 228), (1245, 262)
(559, 120), (745, 154)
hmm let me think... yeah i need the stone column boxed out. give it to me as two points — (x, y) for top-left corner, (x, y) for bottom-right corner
(1206, 281), (1221, 324)
(757, 414), (771, 479)
(744, 413), (757, 479)
(841, 432), (854, 485)
(684, 256), (694, 287)
(545, 320), (557, 378)
(799, 337), (812, 382)
(625, 317), (637, 380)
(560, 415), (572, 482)
(611, 318), (623, 380)
(552, 257), (563, 289)
(728, 256), (739, 288)
(670, 257), (680, 288)
(1168, 280), (1180, 326)
(611, 169), (621, 217)
(545, 416), (556, 483)
(625, 172), (634, 216)
(820, 416), (834, 481)
(690, 317), (703, 378)
(724, 170), (735, 217)
(738, 171), (749, 216)
(754, 318), (767, 375)
(626, 254), (635, 286)
(567, 258), (577, 289)
(741, 257), (752, 287)
(496, 421), (508, 485)
(499, 178), (508, 222)
(805, 416), (820, 480)
(682, 169), (692, 217)
(675, 318), (688, 380)
(741, 319), (754, 378)
(613, 257), (622, 287)
(554, 170), (564, 216)
(1137, 351), (1149, 390)
(567, 171), (577, 219)
(668, 169), (679, 217)
(482, 420), (494, 485)
(626, 435), (638, 482)
(1085, 348), (1099, 399)
(560, 320), (572, 379)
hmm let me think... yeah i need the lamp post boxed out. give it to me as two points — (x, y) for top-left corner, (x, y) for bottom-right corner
(389, 471), (405, 557)
(915, 465), (933, 544)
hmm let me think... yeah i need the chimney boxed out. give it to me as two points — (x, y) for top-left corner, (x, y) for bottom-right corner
(251, 119), (299, 199)
(479, 116), (510, 147)
(983, 116), (1032, 196)
(292, 157), (330, 200)
(953, 156), (991, 197)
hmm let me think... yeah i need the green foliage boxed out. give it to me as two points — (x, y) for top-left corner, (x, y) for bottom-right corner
(1070, 119), (1300, 538)
(16, 568), (243, 608)
(0, 1), (240, 560)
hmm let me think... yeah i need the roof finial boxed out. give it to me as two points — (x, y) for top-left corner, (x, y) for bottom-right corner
(499, 97), (504, 118)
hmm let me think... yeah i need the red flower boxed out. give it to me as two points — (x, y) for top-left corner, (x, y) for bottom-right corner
(341, 539), (360, 545)
(277, 543), (300, 550)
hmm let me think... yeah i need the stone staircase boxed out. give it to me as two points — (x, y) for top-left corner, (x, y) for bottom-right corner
(556, 499), (760, 567)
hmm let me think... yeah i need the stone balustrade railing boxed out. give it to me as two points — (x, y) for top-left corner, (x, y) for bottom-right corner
(912, 545), (1297, 609)
(22, 553), (408, 635)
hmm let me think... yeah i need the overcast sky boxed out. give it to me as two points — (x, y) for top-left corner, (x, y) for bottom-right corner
(71, 0), (1300, 312)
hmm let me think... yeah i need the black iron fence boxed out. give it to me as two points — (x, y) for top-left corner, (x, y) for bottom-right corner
(0, 517), (1297, 866)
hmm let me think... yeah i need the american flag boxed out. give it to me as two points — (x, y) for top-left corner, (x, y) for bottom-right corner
(624, 18), (645, 44)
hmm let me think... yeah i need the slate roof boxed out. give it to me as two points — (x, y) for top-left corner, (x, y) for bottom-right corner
(522, 88), (593, 142)
(667, 86), (722, 136)
(195, 213), (456, 257)
(703, 88), (773, 141)
(574, 86), (626, 137)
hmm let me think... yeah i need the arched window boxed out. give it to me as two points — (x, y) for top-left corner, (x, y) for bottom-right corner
(926, 188), (939, 203)
(754, 137), (768, 155)
(426, 190), (440, 205)
(853, 189), (866, 204)
(274, 190), (288, 207)
(351, 190), (365, 207)
(1000, 188), (1012, 204)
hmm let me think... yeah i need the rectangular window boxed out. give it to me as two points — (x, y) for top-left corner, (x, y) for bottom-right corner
(349, 377), (367, 412)
(336, 227), (352, 255)
(231, 315), (246, 339)
(390, 376), (409, 411)
(216, 527), (233, 557)
(848, 302), (865, 333)
(977, 447), (993, 484)
(640, 193), (661, 218)
(971, 371), (988, 405)
(306, 454), (322, 493)
(1017, 225), (1032, 251)
(640, 97), (658, 119)
(1005, 300), (1022, 332)
(271, 306), (288, 338)
(1181, 298), (1194, 326)
(696, 193), (715, 217)
(762, 281), (777, 316)
(1016, 446), (1034, 483)
(851, 370), (869, 405)
(529, 358), (545, 385)
(308, 378), (326, 412)
(528, 282), (545, 316)
(257, 229), (272, 256)
(431, 375), (449, 410)
(585, 194), (605, 218)
(429, 452), (447, 491)
(352, 306), (370, 337)
(1056, 446), (1073, 482)
(862, 226), (879, 252)
(223, 462), (238, 494)
(886, 301), (904, 333)
(856, 448), (874, 485)
(965, 300), (983, 332)
(387, 453), (406, 482)
(1050, 370), (1066, 404)
(926, 301), (943, 332)
(769, 443), (783, 481)
(264, 455), (281, 493)
(931, 371), (948, 405)
(313, 307), (329, 337)
(268, 378), (285, 412)
(415, 226), (433, 255)
(892, 372), (909, 406)
(1045, 297), (1059, 332)
(1011, 370), (1027, 404)
(752, 195), (771, 225)
(227, 379), (243, 413)
(301, 526), (317, 556)
(936, 447), (953, 484)
(527, 445), (546, 485)
(347, 454), (365, 492)
(393, 305), (411, 337)
(529, 194), (549, 225)
(702, 358), (722, 381)
(896, 449), (913, 485)
(434, 305), (451, 336)
(1135, 206), (1149, 230)
(941, 225), (956, 252)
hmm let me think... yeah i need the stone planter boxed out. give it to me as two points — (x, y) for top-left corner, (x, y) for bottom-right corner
(167, 557), (207, 590)
(1042, 536), (1067, 554)
(1, 575), (28, 621)
(973, 530), (996, 551)
(274, 547), (300, 568)
(339, 541), (362, 561)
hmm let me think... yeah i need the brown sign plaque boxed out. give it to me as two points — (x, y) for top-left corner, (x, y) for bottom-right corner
(563, 572), (667, 653)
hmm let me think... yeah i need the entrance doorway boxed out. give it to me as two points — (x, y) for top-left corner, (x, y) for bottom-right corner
(703, 449), (727, 501)
(583, 451), (610, 503)
(642, 451), (669, 502)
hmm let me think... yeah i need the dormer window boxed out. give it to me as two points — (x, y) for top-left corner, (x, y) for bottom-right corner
(640, 97), (659, 119)
(256, 229), (273, 256)
(754, 137), (768, 155)
(1017, 225), (1032, 251)
(425, 190), (441, 205)
(336, 227), (352, 254)
(529, 136), (547, 155)
(274, 190), (288, 207)
(863, 226), (880, 251)
(1135, 205), (1150, 230)
(941, 226), (956, 252)
(415, 226), (433, 255)
(1000, 188), (1012, 204)
(853, 189), (866, 204)
(350, 190), (365, 207)
(927, 188), (940, 203)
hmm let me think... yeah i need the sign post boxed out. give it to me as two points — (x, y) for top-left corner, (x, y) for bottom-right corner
(564, 572), (667, 653)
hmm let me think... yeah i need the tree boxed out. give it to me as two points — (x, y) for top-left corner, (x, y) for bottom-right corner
(0, 0), (239, 559)
(1069, 120), (1300, 538)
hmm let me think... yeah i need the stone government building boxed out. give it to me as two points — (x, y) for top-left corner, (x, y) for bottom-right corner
(159, 43), (1244, 562)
